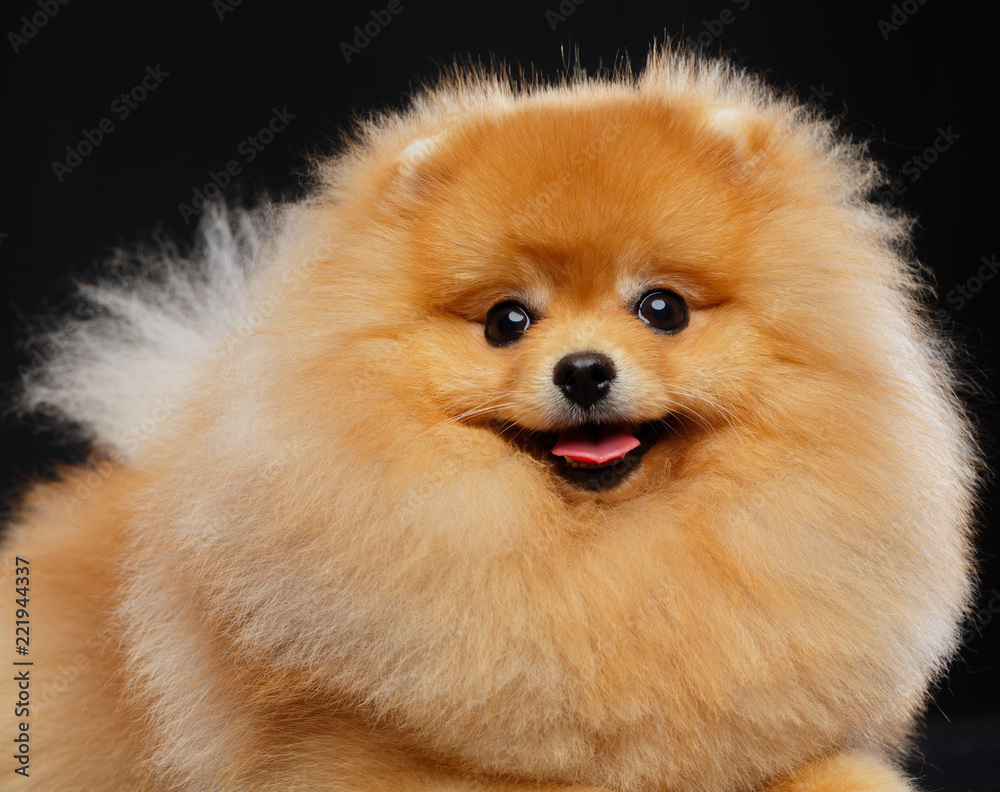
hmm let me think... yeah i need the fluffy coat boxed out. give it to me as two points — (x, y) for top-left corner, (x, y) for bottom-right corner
(1, 48), (976, 791)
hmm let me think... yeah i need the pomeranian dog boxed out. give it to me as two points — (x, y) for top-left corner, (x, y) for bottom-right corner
(1, 48), (977, 792)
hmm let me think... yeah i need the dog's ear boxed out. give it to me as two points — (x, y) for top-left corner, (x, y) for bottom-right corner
(393, 133), (448, 197)
(398, 134), (443, 176)
(700, 105), (770, 168)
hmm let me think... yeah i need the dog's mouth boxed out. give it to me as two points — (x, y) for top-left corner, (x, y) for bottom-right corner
(552, 423), (641, 467)
(495, 419), (672, 491)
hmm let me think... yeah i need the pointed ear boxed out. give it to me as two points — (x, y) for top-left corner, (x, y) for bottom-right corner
(378, 133), (450, 211)
(700, 105), (770, 166)
(390, 132), (452, 203)
(398, 134), (444, 178)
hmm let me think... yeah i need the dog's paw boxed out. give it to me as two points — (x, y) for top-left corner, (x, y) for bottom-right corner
(766, 753), (915, 792)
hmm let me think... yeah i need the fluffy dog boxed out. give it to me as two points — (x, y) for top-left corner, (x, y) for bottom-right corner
(1, 48), (976, 792)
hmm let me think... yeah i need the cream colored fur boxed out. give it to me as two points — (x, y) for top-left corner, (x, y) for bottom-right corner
(1, 48), (976, 792)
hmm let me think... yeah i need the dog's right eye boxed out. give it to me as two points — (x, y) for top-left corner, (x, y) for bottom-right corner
(485, 301), (532, 346)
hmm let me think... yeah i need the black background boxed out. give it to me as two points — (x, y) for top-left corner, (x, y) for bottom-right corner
(1, 0), (997, 788)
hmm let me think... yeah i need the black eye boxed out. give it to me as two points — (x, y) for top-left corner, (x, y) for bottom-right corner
(636, 290), (688, 333)
(485, 301), (532, 346)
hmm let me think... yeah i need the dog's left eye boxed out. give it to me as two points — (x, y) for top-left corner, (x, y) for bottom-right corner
(485, 301), (532, 346)
(636, 290), (688, 333)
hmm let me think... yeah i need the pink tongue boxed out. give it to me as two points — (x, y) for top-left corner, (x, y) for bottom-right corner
(551, 425), (640, 465)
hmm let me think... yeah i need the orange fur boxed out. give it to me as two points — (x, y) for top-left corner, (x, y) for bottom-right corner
(1, 48), (976, 791)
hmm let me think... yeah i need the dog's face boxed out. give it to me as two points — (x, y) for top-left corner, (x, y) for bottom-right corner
(384, 99), (785, 497)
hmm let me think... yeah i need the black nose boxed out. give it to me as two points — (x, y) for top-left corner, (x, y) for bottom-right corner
(553, 352), (616, 409)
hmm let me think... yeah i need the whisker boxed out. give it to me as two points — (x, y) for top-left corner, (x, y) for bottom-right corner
(668, 384), (747, 434)
(421, 392), (519, 436)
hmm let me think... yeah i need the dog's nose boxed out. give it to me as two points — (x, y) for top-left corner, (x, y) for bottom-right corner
(553, 352), (616, 409)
